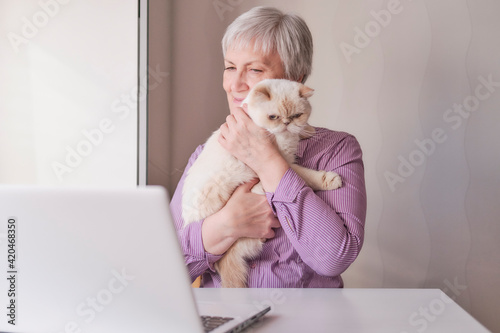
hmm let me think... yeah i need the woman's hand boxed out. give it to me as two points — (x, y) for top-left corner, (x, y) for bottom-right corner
(201, 178), (281, 255)
(218, 107), (290, 192)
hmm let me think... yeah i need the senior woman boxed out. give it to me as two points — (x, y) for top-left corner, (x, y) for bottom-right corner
(170, 6), (367, 288)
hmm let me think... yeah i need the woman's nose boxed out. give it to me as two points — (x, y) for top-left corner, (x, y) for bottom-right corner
(232, 71), (248, 92)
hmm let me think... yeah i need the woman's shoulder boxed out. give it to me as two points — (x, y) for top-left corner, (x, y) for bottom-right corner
(185, 144), (206, 166)
(300, 127), (363, 169)
(309, 127), (361, 148)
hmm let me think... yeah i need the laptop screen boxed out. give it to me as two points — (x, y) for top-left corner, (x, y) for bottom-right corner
(0, 185), (204, 333)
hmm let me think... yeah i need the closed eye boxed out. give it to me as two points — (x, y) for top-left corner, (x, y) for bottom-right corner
(292, 113), (303, 119)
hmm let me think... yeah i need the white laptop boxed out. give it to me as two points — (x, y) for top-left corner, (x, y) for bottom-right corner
(0, 185), (270, 333)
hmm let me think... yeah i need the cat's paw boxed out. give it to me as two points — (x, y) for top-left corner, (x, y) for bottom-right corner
(321, 171), (342, 190)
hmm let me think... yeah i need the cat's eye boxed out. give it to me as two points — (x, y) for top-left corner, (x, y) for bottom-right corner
(268, 115), (279, 120)
(292, 113), (303, 119)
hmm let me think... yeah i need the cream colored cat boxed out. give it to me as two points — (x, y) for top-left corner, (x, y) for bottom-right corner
(182, 79), (342, 288)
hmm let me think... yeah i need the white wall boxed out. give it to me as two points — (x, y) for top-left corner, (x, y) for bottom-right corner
(153, 0), (500, 331)
(0, 0), (139, 186)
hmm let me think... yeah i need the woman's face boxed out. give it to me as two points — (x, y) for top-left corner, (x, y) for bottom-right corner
(223, 45), (285, 115)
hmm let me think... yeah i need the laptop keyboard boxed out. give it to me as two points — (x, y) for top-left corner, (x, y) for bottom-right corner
(201, 315), (234, 332)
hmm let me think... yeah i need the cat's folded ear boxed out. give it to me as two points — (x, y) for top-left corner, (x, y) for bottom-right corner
(254, 84), (272, 100)
(299, 85), (314, 99)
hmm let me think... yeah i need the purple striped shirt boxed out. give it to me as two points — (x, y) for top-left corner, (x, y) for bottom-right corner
(170, 127), (367, 288)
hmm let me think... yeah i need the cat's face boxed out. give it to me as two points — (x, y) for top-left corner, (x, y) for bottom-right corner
(243, 79), (314, 135)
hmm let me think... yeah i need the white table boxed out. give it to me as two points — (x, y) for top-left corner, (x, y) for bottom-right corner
(194, 288), (490, 332)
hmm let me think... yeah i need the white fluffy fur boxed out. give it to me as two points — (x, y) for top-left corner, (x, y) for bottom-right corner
(182, 79), (341, 287)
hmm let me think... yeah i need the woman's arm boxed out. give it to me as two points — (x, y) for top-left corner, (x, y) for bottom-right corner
(268, 134), (367, 277)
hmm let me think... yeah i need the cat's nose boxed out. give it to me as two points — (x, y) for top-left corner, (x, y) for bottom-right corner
(283, 120), (291, 125)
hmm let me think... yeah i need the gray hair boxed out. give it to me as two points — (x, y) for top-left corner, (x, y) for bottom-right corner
(222, 6), (313, 83)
